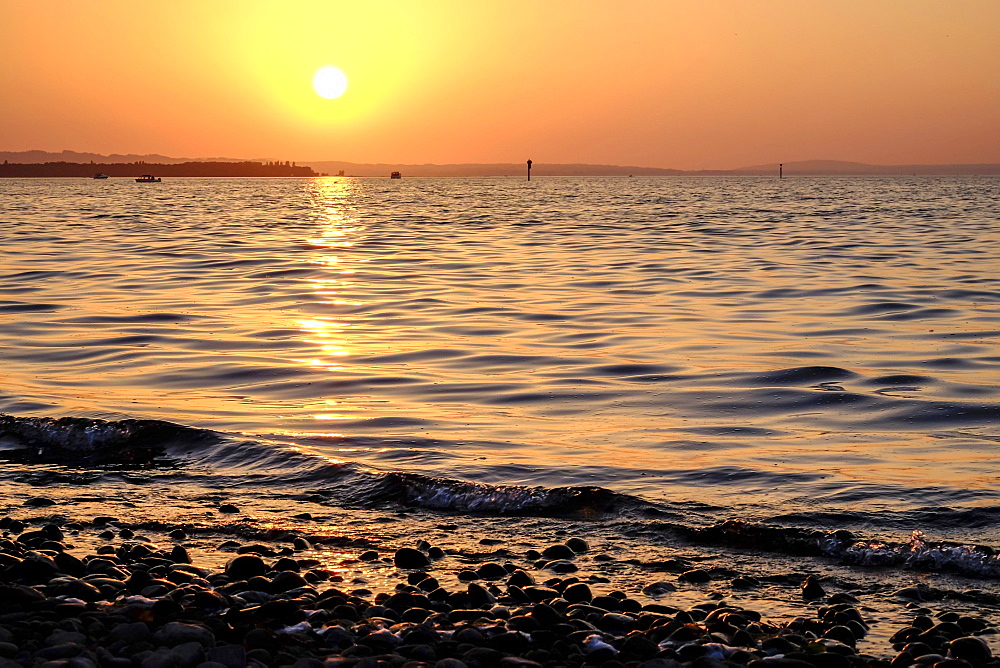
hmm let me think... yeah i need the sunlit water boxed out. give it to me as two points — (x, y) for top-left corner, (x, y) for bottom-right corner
(2, 176), (1000, 547)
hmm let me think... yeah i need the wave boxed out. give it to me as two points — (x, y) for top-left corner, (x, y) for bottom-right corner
(4, 413), (1000, 580)
(0, 413), (217, 465)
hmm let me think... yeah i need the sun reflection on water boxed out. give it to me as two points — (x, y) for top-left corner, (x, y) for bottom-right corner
(299, 179), (370, 426)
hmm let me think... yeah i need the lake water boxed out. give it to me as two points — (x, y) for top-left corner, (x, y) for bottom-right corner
(2, 176), (1000, 595)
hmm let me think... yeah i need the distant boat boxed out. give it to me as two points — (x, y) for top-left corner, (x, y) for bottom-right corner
(135, 175), (161, 183)
(92, 173), (109, 179)
(390, 171), (401, 179)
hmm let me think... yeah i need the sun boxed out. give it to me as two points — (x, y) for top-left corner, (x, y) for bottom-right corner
(313, 67), (348, 99)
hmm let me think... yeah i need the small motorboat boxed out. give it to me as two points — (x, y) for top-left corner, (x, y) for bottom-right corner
(92, 173), (109, 179)
(390, 171), (401, 179)
(135, 175), (161, 183)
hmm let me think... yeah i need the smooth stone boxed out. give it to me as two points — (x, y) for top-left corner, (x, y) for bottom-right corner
(544, 560), (577, 574)
(643, 581), (677, 596)
(823, 626), (856, 646)
(172, 641), (206, 666)
(224, 555), (267, 581)
(562, 582), (592, 603)
(565, 538), (589, 553)
(596, 612), (638, 634)
(46, 631), (87, 646)
(205, 645), (246, 668)
(619, 635), (659, 660)
(506, 570), (535, 588)
(801, 575), (826, 600)
(33, 643), (85, 660)
(153, 622), (215, 648)
(541, 544), (575, 560)
(476, 563), (508, 580)
(393, 548), (430, 569)
(678, 569), (711, 583)
(949, 637), (992, 663)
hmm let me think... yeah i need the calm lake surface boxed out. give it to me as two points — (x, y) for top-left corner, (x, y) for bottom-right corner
(2, 176), (1000, 558)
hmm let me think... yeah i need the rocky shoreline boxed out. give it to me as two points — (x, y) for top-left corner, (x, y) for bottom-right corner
(3, 512), (999, 668)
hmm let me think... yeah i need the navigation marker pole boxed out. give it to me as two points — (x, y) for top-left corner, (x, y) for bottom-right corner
(779, 163), (783, 179)
(527, 159), (532, 182)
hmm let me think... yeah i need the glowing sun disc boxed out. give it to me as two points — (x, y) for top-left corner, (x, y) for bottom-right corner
(313, 67), (348, 99)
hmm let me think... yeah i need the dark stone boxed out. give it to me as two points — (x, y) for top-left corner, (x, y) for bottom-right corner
(393, 548), (430, 569)
(565, 538), (589, 553)
(949, 637), (992, 663)
(801, 575), (826, 600)
(678, 569), (711, 583)
(506, 570), (535, 588)
(476, 563), (508, 580)
(754, 660), (816, 668)
(619, 635), (659, 660)
(933, 660), (972, 668)
(219, 504), (240, 513)
(467, 582), (496, 608)
(170, 545), (191, 564)
(272, 557), (300, 572)
(824, 625), (856, 646)
(359, 550), (379, 561)
(271, 571), (308, 592)
(203, 644), (247, 668)
(596, 612), (638, 634)
(762, 637), (802, 655)
(544, 560), (578, 574)
(524, 586), (561, 603)
(497, 660), (542, 668)
(563, 582), (592, 603)
(642, 581), (677, 596)
(34, 643), (84, 660)
(402, 607), (432, 623)
(24, 497), (56, 507)
(225, 555), (267, 581)
(732, 576), (761, 589)
(541, 544), (576, 560)
(53, 551), (85, 576)
(531, 603), (564, 626)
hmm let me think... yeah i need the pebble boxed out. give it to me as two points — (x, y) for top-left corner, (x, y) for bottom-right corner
(393, 547), (430, 569)
(0, 516), (996, 668)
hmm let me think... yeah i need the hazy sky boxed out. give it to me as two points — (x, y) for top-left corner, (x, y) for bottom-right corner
(3, 0), (998, 169)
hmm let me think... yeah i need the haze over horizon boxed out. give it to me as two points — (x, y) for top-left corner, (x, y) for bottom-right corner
(3, 1), (998, 171)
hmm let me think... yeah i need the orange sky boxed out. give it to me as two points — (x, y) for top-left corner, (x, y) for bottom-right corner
(2, 0), (998, 169)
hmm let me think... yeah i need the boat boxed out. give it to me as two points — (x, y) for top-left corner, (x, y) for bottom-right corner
(135, 175), (161, 183)
(390, 171), (401, 179)
(92, 173), (109, 179)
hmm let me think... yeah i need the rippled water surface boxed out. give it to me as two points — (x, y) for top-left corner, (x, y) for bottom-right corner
(2, 176), (1000, 532)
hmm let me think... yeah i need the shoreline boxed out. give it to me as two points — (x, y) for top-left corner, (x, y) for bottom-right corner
(3, 501), (1000, 668)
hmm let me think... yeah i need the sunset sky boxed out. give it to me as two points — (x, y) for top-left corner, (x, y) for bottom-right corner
(2, 0), (998, 170)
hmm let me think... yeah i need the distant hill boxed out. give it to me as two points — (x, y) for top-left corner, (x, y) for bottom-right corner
(3, 151), (998, 176)
(0, 150), (258, 165)
(304, 161), (684, 177)
(0, 161), (317, 178)
(304, 159), (1000, 177)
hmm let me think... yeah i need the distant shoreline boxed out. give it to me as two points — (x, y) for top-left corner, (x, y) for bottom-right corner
(2, 153), (1000, 178)
(0, 161), (318, 178)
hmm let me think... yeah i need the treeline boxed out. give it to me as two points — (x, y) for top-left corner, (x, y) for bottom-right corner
(0, 161), (319, 178)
